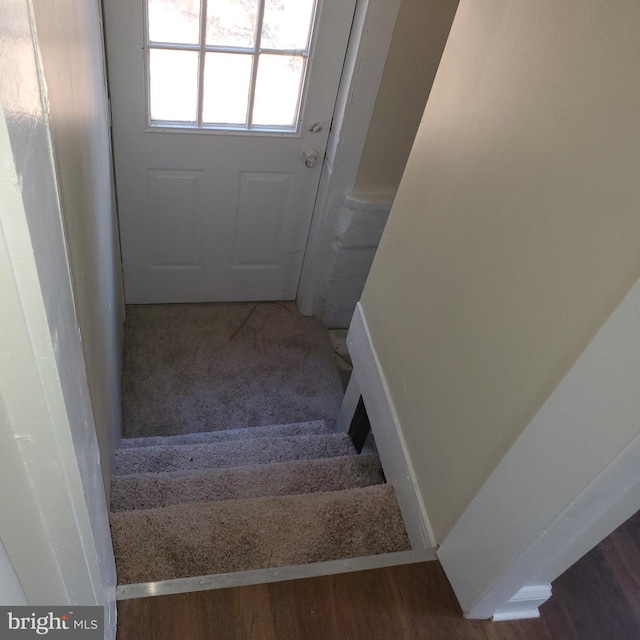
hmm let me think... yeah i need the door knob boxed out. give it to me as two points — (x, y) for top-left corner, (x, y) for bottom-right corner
(303, 149), (319, 168)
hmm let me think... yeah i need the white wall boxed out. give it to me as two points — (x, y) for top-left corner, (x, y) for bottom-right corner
(0, 0), (116, 632)
(0, 539), (27, 605)
(360, 0), (640, 541)
(30, 0), (124, 487)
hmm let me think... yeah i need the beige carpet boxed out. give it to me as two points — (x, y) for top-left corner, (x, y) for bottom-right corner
(114, 432), (356, 475)
(118, 419), (329, 448)
(113, 305), (411, 586)
(122, 302), (344, 438)
(111, 454), (384, 511)
(110, 485), (410, 584)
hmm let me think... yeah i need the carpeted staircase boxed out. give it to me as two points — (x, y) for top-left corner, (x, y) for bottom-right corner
(111, 420), (410, 584)
(111, 303), (410, 587)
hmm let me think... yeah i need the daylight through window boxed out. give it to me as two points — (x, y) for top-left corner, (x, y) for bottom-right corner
(146, 0), (315, 130)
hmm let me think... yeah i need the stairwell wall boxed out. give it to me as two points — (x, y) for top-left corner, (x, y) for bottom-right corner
(30, 0), (125, 488)
(0, 0), (116, 625)
(354, 0), (459, 194)
(359, 0), (640, 541)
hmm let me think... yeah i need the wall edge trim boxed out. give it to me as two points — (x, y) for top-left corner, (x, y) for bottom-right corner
(347, 302), (436, 548)
(490, 585), (552, 622)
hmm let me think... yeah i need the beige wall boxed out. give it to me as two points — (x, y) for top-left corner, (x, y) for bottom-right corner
(360, 0), (640, 540)
(31, 0), (124, 487)
(354, 0), (459, 193)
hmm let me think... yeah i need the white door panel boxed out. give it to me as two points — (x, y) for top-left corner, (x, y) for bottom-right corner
(104, 0), (356, 302)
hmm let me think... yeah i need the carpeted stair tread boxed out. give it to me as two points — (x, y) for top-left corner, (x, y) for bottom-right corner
(119, 420), (330, 449)
(110, 484), (410, 584)
(111, 454), (384, 511)
(114, 433), (356, 475)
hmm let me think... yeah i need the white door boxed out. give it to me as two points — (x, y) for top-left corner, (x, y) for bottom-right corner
(103, 0), (356, 303)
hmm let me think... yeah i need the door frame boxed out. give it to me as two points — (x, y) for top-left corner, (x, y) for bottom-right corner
(296, 0), (402, 315)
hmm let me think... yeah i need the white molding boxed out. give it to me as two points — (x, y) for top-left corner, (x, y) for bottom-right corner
(346, 303), (436, 549)
(438, 277), (640, 620)
(344, 191), (395, 211)
(116, 548), (437, 600)
(491, 585), (552, 622)
(297, 0), (402, 316)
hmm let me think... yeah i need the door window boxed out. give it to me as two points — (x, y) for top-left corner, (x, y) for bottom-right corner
(145, 0), (316, 131)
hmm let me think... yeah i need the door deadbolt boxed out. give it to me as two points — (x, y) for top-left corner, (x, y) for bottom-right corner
(303, 149), (319, 168)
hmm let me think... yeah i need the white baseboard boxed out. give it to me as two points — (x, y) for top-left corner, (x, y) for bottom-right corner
(490, 585), (552, 621)
(346, 303), (436, 549)
(116, 548), (436, 600)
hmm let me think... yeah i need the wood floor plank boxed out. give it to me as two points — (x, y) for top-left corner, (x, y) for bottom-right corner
(267, 574), (342, 640)
(328, 566), (411, 639)
(234, 585), (276, 640)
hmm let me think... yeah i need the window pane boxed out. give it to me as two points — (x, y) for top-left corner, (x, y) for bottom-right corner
(261, 0), (314, 50)
(148, 0), (200, 45)
(252, 55), (303, 127)
(206, 0), (257, 48)
(149, 49), (199, 122)
(203, 53), (252, 125)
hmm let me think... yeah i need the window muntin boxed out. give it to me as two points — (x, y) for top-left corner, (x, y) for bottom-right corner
(145, 0), (316, 131)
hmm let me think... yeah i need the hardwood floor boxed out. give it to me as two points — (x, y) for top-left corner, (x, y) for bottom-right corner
(117, 510), (640, 640)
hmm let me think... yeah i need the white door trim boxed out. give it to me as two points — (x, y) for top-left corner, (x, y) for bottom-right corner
(297, 0), (401, 315)
(438, 276), (640, 620)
